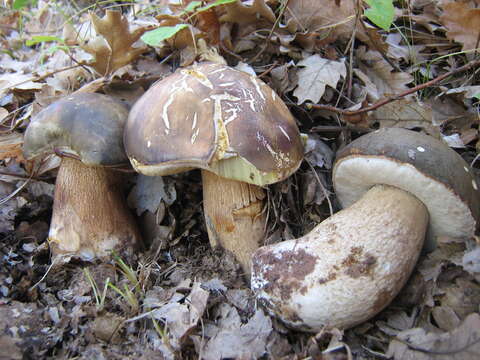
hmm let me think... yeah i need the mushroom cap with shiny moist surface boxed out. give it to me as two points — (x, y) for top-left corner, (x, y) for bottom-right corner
(125, 62), (304, 186)
(23, 93), (130, 166)
(334, 127), (480, 247)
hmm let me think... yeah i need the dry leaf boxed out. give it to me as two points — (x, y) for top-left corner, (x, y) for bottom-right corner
(199, 305), (272, 360)
(387, 313), (480, 359)
(293, 54), (346, 104)
(440, 2), (480, 52)
(0, 132), (25, 162)
(82, 10), (147, 75)
(219, 0), (275, 24)
(283, 0), (357, 43)
(151, 282), (209, 350)
(367, 98), (439, 136)
(127, 175), (177, 216)
(358, 48), (413, 97)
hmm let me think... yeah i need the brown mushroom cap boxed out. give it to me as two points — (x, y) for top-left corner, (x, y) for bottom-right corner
(124, 62), (303, 186)
(334, 128), (480, 247)
(23, 93), (130, 166)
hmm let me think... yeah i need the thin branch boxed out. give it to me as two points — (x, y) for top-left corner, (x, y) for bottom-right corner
(306, 59), (480, 122)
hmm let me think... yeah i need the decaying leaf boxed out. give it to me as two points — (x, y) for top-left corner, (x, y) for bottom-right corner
(440, 2), (480, 52)
(150, 281), (209, 350)
(358, 48), (413, 97)
(197, 304), (272, 360)
(283, 0), (357, 43)
(387, 313), (480, 360)
(293, 54), (346, 104)
(368, 98), (439, 136)
(82, 10), (147, 75)
(127, 175), (177, 216)
(219, 0), (275, 24)
(463, 246), (480, 275)
(0, 132), (24, 162)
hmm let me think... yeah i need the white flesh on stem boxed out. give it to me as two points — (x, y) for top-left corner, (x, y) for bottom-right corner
(48, 157), (140, 263)
(251, 185), (429, 331)
(202, 169), (267, 276)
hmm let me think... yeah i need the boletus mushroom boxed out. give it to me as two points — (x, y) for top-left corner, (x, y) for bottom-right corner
(251, 128), (479, 331)
(23, 93), (141, 263)
(124, 62), (304, 275)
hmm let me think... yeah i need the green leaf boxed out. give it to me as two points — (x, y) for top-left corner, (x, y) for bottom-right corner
(473, 93), (480, 100)
(364, 0), (394, 31)
(13, 0), (33, 9)
(26, 36), (64, 46)
(184, 1), (202, 13)
(140, 24), (189, 46)
(196, 0), (237, 13)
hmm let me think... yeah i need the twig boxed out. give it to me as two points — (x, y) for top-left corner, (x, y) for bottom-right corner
(306, 59), (480, 121)
(258, 61), (278, 78)
(6, 63), (85, 91)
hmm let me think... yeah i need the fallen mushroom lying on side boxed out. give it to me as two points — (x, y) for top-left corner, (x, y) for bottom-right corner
(124, 62), (304, 275)
(251, 128), (480, 331)
(23, 93), (141, 263)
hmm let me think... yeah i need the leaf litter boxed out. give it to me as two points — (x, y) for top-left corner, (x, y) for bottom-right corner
(0, 0), (480, 359)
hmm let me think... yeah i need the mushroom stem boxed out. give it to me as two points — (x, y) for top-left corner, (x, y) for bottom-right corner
(251, 184), (429, 331)
(48, 157), (141, 263)
(202, 170), (266, 276)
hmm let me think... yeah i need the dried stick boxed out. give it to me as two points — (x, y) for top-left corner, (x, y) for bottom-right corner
(306, 59), (480, 122)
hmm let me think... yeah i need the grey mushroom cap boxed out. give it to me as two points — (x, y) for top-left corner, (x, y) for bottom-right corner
(23, 93), (130, 166)
(334, 128), (480, 248)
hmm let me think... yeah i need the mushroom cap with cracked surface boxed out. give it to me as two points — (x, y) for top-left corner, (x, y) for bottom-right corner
(124, 62), (304, 186)
(333, 127), (480, 247)
(23, 93), (130, 166)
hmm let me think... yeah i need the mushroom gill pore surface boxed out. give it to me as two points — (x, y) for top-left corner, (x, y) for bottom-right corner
(251, 128), (479, 331)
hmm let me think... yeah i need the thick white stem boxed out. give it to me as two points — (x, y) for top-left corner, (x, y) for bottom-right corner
(48, 157), (141, 263)
(251, 185), (428, 331)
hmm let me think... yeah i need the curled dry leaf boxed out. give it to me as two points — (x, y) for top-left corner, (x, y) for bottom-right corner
(440, 1), (480, 52)
(82, 10), (148, 75)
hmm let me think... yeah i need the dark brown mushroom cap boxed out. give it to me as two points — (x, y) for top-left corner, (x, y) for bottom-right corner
(333, 128), (480, 246)
(23, 93), (130, 166)
(125, 62), (303, 186)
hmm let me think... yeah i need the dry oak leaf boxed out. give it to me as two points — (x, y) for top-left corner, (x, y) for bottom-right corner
(358, 48), (413, 97)
(440, 2), (480, 52)
(387, 313), (480, 360)
(219, 0), (275, 24)
(282, 0), (357, 43)
(293, 54), (346, 104)
(82, 10), (148, 75)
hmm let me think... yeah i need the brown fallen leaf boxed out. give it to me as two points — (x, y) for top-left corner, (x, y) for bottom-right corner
(219, 0), (276, 24)
(82, 10), (148, 75)
(367, 98), (439, 136)
(0, 132), (25, 162)
(387, 313), (480, 360)
(358, 48), (413, 97)
(440, 1), (480, 52)
(293, 54), (346, 104)
(283, 0), (357, 43)
(195, 304), (272, 360)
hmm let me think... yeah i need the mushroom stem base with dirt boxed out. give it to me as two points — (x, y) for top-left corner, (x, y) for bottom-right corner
(251, 184), (429, 331)
(202, 170), (267, 276)
(48, 157), (141, 263)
